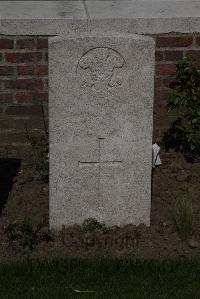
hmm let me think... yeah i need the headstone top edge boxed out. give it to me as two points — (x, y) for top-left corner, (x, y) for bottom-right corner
(48, 32), (155, 46)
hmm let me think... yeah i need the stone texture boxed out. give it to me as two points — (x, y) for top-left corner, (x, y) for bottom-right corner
(0, 1), (86, 19)
(49, 32), (154, 229)
(1, 18), (200, 36)
(86, 0), (200, 19)
(1, 1), (200, 35)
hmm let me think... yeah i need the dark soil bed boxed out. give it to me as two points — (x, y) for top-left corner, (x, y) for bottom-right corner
(0, 145), (199, 262)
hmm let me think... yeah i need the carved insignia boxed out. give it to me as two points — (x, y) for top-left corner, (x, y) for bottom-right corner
(77, 47), (125, 90)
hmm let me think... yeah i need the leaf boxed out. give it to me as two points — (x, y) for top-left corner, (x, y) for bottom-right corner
(73, 289), (95, 293)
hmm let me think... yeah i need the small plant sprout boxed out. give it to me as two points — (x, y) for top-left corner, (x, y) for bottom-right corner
(175, 192), (193, 240)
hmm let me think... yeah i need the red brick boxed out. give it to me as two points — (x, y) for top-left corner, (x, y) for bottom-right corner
(17, 66), (35, 75)
(34, 92), (48, 102)
(4, 79), (46, 90)
(155, 51), (163, 61)
(163, 78), (176, 88)
(5, 52), (42, 63)
(165, 51), (183, 61)
(154, 89), (169, 114)
(44, 79), (48, 88)
(155, 88), (170, 101)
(0, 93), (13, 102)
(35, 65), (48, 75)
(0, 66), (13, 76)
(0, 53), (2, 62)
(16, 92), (34, 103)
(15, 118), (47, 130)
(16, 92), (48, 103)
(156, 64), (177, 75)
(28, 105), (44, 114)
(186, 50), (200, 61)
(154, 115), (178, 128)
(196, 36), (200, 46)
(154, 115), (168, 126)
(14, 119), (30, 130)
(16, 38), (36, 49)
(5, 106), (28, 115)
(37, 38), (48, 49)
(154, 78), (162, 89)
(45, 52), (48, 62)
(5, 105), (43, 116)
(156, 36), (193, 48)
(0, 38), (14, 49)
(154, 98), (168, 113)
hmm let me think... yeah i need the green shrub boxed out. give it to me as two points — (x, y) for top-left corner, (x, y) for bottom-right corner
(81, 217), (106, 233)
(175, 192), (193, 240)
(164, 58), (200, 161)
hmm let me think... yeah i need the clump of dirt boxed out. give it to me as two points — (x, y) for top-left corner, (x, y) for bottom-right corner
(0, 146), (199, 262)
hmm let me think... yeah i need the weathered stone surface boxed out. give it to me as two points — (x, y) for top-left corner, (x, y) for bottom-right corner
(86, 0), (200, 19)
(49, 32), (154, 229)
(1, 1), (200, 35)
(0, 1), (86, 19)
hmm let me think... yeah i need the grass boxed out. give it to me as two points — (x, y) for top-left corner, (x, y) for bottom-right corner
(175, 191), (193, 240)
(0, 257), (200, 298)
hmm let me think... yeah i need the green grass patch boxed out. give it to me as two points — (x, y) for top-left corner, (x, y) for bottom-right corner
(0, 257), (200, 298)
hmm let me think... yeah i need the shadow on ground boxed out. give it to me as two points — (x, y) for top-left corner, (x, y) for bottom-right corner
(0, 158), (21, 216)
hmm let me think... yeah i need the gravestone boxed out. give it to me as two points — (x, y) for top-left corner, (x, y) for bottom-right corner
(49, 32), (154, 229)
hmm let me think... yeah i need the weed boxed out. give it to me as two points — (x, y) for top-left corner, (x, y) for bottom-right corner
(5, 217), (53, 251)
(81, 217), (109, 233)
(25, 105), (49, 182)
(21, 217), (38, 250)
(175, 191), (193, 240)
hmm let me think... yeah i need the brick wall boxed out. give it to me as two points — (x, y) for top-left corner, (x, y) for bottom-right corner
(0, 34), (199, 145)
(0, 36), (48, 145)
(154, 34), (200, 141)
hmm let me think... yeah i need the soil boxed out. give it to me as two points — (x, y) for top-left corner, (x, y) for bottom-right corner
(0, 145), (199, 262)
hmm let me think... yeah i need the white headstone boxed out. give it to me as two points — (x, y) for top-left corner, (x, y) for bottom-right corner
(49, 32), (155, 229)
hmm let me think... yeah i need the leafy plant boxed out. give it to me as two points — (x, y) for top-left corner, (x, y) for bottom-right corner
(163, 58), (200, 161)
(5, 222), (22, 244)
(81, 217), (106, 233)
(5, 217), (53, 251)
(175, 192), (193, 240)
(21, 217), (38, 250)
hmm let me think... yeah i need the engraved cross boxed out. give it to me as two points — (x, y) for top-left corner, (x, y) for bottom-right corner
(78, 138), (122, 200)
